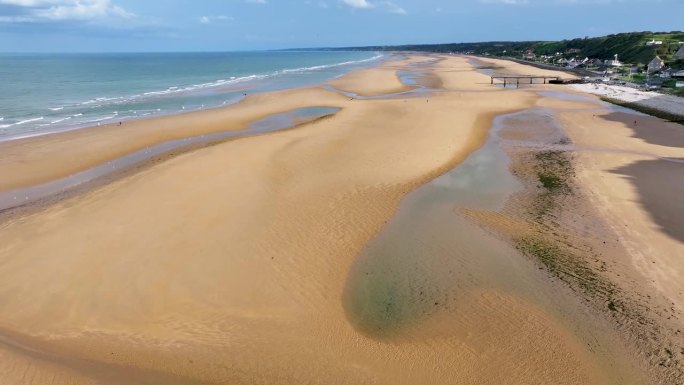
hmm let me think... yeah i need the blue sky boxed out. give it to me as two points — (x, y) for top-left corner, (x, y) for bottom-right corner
(0, 0), (682, 52)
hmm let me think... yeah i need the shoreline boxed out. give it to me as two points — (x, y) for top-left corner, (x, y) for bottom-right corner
(0, 55), (416, 194)
(0, 51), (387, 143)
(0, 107), (340, 213)
(0, 110), (340, 221)
(0, 53), (681, 384)
(0, 87), (347, 192)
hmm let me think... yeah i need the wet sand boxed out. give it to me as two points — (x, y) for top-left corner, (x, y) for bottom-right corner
(454, 59), (684, 381)
(0, 107), (340, 213)
(0, 54), (680, 384)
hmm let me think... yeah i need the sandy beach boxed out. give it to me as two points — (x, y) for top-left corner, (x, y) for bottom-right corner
(0, 54), (682, 385)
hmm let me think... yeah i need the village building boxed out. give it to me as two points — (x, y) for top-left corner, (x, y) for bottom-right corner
(659, 69), (675, 78)
(646, 40), (663, 46)
(605, 54), (622, 67)
(586, 58), (604, 67)
(673, 45), (684, 61)
(647, 56), (665, 73)
(522, 49), (535, 60)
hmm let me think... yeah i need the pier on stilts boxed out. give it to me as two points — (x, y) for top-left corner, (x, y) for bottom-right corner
(490, 75), (561, 87)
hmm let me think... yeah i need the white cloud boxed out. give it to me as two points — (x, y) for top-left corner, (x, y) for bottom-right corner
(198, 15), (233, 24)
(340, 0), (406, 14)
(0, 0), (135, 23)
(38, 0), (134, 20)
(342, 0), (372, 7)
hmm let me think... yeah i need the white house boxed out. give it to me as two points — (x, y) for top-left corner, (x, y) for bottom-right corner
(606, 54), (622, 67)
(646, 40), (663, 46)
(522, 49), (536, 60)
(676, 81), (684, 88)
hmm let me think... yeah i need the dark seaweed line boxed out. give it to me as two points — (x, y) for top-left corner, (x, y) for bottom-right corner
(514, 147), (683, 380)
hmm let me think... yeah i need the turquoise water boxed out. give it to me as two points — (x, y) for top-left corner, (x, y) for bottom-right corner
(0, 51), (381, 140)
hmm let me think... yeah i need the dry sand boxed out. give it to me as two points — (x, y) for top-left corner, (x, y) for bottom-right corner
(557, 104), (684, 312)
(0, 54), (674, 384)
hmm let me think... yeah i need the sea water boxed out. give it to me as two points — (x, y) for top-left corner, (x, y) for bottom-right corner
(0, 51), (381, 140)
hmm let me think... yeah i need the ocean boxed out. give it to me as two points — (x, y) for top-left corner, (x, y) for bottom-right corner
(0, 51), (382, 141)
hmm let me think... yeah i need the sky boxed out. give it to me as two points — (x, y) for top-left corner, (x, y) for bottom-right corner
(0, 0), (682, 52)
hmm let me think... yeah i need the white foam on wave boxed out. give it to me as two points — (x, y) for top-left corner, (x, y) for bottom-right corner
(50, 117), (72, 124)
(81, 96), (123, 106)
(1, 53), (384, 140)
(15, 117), (44, 126)
(0, 116), (44, 129)
(277, 54), (384, 75)
(84, 116), (116, 123)
(63, 53), (384, 110)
